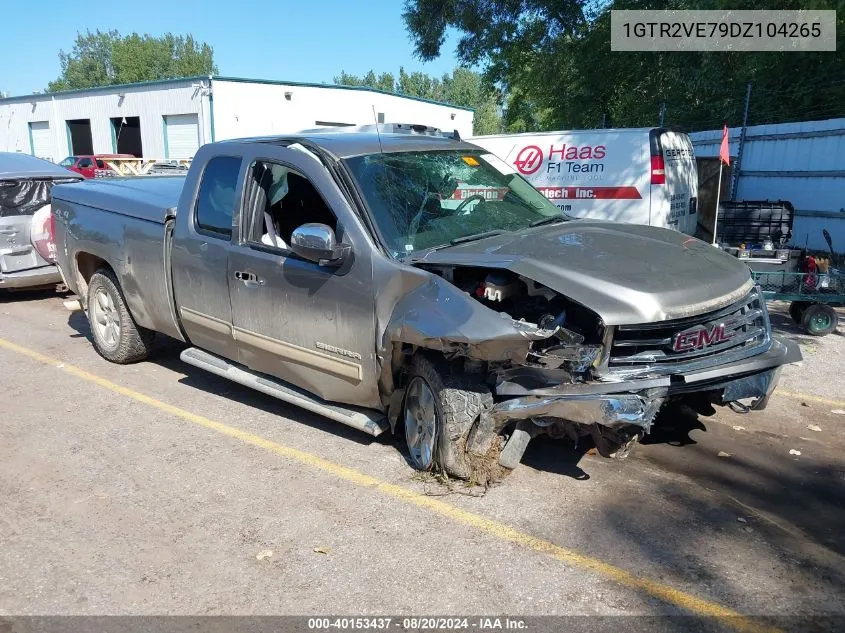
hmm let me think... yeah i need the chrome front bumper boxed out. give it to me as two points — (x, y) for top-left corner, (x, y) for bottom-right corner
(489, 336), (801, 432)
(475, 336), (800, 468)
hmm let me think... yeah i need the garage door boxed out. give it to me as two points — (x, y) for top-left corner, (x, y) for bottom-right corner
(29, 122), (52, 162)
(164, 114), (200, 160)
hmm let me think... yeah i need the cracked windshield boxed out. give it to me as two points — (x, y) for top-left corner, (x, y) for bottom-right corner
(345, 150), (562, 256)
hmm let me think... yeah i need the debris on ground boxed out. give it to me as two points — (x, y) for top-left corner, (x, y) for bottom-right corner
(789, 449), (802, 456)
(832, 409), (845, 416)
(717, 451), (732, 458)
(255, 549), (273, 561)
(807, 424), (822, 432)
(732, 425), (746, 431)
(801, 402), (810, 407)
(313, 546), (331, 555)
(737, 517), (747, 523)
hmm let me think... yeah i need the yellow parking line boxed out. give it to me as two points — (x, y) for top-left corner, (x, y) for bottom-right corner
(0, 336), (778, 633)
(776, 389), (845, 409)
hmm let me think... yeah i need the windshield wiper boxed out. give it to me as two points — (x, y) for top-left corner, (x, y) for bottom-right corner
(450, 229), (506, 245)
(530, 214), (567, 227)
(399, 230), (507, 262)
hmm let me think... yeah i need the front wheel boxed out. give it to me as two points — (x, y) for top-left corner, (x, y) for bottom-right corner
(802, 303), (838, 336)
(87, 269), (155, 363)
(403, 354), (504, 483)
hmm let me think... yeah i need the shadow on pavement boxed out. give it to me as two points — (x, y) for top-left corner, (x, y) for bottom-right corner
(66, 312), (381, 447)
(0, 287), (67, 303)
(520, 435), (592, 480)
(599, 405), (845, 615)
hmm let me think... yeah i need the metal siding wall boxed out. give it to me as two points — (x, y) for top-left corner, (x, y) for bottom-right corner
(0, 81), (204, 162)
(211, 80), (474, 141)
(690, 118), (845, 252)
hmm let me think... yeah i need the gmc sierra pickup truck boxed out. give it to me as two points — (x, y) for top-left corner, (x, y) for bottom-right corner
(50, 125), (801, 481)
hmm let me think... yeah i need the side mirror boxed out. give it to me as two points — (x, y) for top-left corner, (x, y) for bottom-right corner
(290, 223), (348, 266)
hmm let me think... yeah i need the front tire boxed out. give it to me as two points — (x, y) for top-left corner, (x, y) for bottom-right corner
(403, 354), (498, 481)
(87, 269), (155, 363)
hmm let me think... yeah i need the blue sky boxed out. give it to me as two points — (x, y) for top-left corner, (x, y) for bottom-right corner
(1, 1), (461, 96)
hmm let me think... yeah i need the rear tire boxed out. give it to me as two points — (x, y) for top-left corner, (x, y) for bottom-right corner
(802, 303), (838, 336)
(87, 269), (155, 363)
(403, 354), (504, 483)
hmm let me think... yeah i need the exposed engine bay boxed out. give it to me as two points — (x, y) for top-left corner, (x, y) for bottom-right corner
(417, 264), (606, 376)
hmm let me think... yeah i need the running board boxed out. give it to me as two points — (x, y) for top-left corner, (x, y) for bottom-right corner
(179, 347), (388, 437)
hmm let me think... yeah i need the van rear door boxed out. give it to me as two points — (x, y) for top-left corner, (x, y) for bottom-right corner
(650, 130), (698, 234)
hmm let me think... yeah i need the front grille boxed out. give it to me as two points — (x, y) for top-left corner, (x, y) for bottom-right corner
(608, 288), (769, 375)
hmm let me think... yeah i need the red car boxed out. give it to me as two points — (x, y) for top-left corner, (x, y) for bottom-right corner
(59, 154), (134, 179)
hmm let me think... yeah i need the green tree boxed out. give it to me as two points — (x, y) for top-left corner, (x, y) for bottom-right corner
(334, 67), (501, 135)
(334, 70), (396, 92)
(47, 30), (217, 92)
(404, 0), (845, 131)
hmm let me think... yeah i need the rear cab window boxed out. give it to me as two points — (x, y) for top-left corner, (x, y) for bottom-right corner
(195, 156), (242, 238)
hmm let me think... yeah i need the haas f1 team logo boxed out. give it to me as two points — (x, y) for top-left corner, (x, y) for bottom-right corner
(672, 319), (738, 353)
(514, 145), (544, 175)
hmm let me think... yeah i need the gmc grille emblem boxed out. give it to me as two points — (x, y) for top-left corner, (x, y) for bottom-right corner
(672, 320), (738, 353)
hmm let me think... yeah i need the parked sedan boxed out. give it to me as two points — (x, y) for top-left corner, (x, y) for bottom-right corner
(0, 153), (81, 290)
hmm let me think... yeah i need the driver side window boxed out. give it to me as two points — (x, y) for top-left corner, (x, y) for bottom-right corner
(245, 160), (337, 251)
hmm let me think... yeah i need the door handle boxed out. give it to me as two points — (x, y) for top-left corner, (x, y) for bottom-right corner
(234, 270), (264, 287)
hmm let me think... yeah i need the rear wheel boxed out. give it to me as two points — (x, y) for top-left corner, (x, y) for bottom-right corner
(789, 301), (810, 324)
(87, 269), (155, 363)
(403, 354), (504, 483)
(802, 303), (838, 336)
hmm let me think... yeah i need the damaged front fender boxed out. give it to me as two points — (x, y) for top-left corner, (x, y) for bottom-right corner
(382, 275), (556, 362)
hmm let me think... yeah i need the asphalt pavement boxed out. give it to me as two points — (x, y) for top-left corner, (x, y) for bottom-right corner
(1, 291), (843, 632)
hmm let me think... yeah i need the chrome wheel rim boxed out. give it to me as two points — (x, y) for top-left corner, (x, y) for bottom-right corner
(404, 377), (437, 470)
(91, 288), (120, 350)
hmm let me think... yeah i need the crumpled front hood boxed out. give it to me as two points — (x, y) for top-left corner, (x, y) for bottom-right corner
(413, 221), (754, 325)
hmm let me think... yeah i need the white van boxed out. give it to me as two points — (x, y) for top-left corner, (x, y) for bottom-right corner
(470, 128), (699, 234)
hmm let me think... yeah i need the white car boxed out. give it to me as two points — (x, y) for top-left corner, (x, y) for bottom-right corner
(0, 153), (81, 290)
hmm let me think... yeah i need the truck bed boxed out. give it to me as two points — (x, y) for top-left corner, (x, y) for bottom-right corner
(51, 176), (185, 342)
(52, 176), (185, 224)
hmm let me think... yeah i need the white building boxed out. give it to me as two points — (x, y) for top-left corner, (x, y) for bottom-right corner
(0, 76), (475, 164)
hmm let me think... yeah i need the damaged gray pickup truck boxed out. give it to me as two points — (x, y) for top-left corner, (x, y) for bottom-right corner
(51, 125), (801, 481)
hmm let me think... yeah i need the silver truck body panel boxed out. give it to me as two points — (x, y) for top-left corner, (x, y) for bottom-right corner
(53, 176), (185, 224)
(52, 191), (184, 340)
